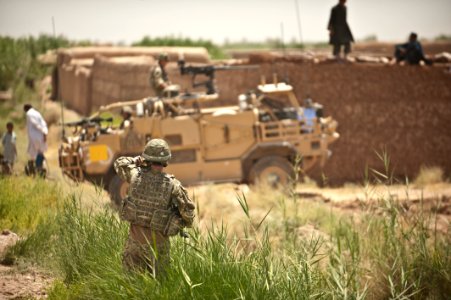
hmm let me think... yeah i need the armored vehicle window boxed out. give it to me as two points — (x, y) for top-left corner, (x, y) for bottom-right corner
(171, 149), (196, 164)
(165, 134), (182, 146)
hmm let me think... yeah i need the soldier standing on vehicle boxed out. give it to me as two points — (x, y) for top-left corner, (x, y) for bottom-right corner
(149, 53), (172, 97)
(114, 138), (195, 276)
(119, 106), (134, 129)
(327, 0), (354, 60)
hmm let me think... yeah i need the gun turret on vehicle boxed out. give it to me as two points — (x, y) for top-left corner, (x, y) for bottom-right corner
(178, 59), (259, 95)
(62, 116), (113, 142)
(63, 116), (113, 128)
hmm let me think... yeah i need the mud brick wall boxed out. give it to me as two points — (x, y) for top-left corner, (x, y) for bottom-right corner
(215, 63), (451, 183)
(89, 56), (204, 111)
(91, 56), (154, 109)
(56, 46), (210, 113)
(57, 64), (92, 115)
(72, 66), (91, 115)
(57, 49), (451, 183)
(57, 46), (210, 65)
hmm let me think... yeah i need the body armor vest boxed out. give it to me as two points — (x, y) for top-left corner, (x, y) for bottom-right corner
(122, 169), (175, 231)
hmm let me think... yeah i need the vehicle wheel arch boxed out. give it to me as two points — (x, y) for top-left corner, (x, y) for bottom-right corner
(241, 142), (299, 183)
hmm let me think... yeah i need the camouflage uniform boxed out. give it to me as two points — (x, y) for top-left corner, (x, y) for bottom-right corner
(114, 139), (195, 276)
(149, 54), (170, 97)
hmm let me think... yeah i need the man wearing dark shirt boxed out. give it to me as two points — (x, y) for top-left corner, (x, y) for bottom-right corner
(394, 32), (432, 65)
(328, 0), (354, 60)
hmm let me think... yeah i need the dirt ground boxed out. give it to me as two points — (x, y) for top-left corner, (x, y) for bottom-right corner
(0, 231), (53, 300)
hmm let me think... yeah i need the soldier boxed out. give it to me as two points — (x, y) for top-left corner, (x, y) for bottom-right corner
(149, 53), (171, 97)
(119, 106), (133, 129)
(327, 0), (354, 60)
(114, 138), (195, 276)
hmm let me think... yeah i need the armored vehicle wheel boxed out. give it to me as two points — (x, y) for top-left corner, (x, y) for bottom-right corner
(108, 174), (129, 206)
(248, 156), (294, 188)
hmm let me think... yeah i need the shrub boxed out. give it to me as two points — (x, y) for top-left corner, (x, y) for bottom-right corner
(0, 175), (59, 233)
(132, 36), (227, 59)
(414, 166), (444, 186)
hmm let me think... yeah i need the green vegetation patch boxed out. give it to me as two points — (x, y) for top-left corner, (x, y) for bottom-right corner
(133, 35), (227, 59)
(0, 175), (60, 233)
(0, 35), (70, 92)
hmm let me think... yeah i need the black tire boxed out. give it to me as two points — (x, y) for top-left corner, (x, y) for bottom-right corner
(108, 174), (129, 206)
(248, 156), (295, 188)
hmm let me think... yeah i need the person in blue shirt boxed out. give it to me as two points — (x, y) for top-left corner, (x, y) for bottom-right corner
(395, 33), (432, 65)
(298, 98), (323, 133)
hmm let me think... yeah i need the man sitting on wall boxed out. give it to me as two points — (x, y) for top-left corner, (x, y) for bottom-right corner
(394, 32), (432, 65)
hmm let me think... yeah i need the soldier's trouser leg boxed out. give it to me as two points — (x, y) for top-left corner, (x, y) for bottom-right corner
(123, 237), (149, 272)
(151, 231), (170, 277)
(123, 225), (170, 277)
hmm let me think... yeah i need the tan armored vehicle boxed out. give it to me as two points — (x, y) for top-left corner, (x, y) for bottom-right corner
(59, 73), (339, 204)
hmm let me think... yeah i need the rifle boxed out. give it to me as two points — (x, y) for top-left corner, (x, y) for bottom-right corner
(178, 60), (259, 95)
(63, 116), (113, 127)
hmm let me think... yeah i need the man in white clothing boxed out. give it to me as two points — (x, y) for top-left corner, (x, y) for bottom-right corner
(23, 104), (48, 175)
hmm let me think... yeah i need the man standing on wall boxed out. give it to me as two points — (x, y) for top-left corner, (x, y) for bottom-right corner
(24, 104), (48, 176)
(328, 0), (354, 61)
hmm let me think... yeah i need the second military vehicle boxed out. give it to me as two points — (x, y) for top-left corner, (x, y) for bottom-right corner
(59, 63), (339, 204)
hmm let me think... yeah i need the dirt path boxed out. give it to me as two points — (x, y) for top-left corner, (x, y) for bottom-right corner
(0, 231), (53, 300)
(0, 264), (53, 300)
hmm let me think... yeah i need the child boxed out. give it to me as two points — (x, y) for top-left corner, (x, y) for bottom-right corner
(1, 122), (17, 175)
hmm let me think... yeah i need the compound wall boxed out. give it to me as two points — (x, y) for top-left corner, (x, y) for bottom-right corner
(57, 49), (451, 183)
(215, 62), (451, 183)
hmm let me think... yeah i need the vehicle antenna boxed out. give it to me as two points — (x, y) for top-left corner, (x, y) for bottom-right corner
(52, 16), (66, 140)
(280, 22), (289, 84)
(294, 0), (311, 101)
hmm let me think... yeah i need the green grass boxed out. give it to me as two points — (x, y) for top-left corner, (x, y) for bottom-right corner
(0, 175), (60, 233)
(1, 158), (449, 299)
(132, 35), (227, 59)
(0, 35), (69, 91)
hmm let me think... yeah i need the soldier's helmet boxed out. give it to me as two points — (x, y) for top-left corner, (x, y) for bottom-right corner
(159, 52), (169, 61)
(121, 106), (133, 115)
(142, 138), (171, 165)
